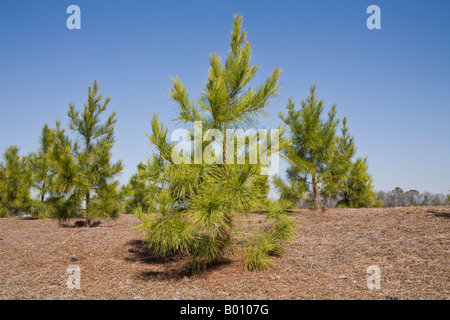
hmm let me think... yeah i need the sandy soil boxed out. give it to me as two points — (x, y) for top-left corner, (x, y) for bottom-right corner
(0, 206), (448, 300)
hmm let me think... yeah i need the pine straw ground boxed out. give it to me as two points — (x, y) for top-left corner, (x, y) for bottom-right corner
(0, 206), (448, 300)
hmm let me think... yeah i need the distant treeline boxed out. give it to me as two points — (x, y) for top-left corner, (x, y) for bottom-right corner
(293, 187), (449, 209)
(374, 187), (449, 207)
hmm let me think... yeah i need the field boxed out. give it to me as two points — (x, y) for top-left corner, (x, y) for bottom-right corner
(0, 206), (448, 300)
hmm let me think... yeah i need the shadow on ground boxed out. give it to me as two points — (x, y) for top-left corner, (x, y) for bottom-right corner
(427, 211), (450, 219)
(59, 220), (102, 228)
(125, 239), (233, 280)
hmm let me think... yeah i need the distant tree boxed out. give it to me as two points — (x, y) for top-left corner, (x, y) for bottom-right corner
(375, 190), (386, 206)
(392, 187), (404, 207)
(422, 191), (431, 206)
(278, 86), (339, 210)
(376, 188), (447, 207)
(430, 194), (444, 206)
(404, 190), (419, 206)
(0, 146), (32, 217)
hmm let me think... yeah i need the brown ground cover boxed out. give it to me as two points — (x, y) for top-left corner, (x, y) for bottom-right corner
(0, 206), (448, 300)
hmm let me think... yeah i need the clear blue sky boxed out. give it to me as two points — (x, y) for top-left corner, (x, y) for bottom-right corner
(1, 0), (449, 194)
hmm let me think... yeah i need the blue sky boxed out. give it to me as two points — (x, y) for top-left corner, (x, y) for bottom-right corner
(0, 0), (449, 194)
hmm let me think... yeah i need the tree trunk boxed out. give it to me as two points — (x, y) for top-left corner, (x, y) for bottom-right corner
(312, 175), (319, 210)
(86, 192), (91, 226)
(40, 184), (45, 203)
(344, 192), (350, 207)
(223, 97), (232, 165)
(223, 122), (228, 165)
(85, 138), (91, 226)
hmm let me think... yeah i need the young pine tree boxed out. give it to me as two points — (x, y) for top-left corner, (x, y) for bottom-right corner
(136, 15), (293, 274)
(67, 80), (123, 224)
(30, 125), (55, 203)
(321, 117), (356, 201)
(321, 117), (377, 208)
(339, 157), (377, 208)
(46, 121), (83, 221)
(277, 86), (339, 210)
(48, 81), (123, 225)
(0, 146), (33, 217)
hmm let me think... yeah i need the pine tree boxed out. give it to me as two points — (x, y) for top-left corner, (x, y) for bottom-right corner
(278, 86), (339, 210)
(321, 117), (356, 200)
(322, 117), (378, 208)
(339, 157), (377, 208)
(124, 162), (157, 214)
(48, 81), (123, 225)
(47, 120), (83, 220)
(0, 146), (33, 216)
(67, 80), (123, 224)
(136, 15), (292, 273)
(30, 125), (55, 204)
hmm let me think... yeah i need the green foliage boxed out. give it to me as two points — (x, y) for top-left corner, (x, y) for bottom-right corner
(242, 234), (284, 272)
(124, 163), (157, 213)
(272, 175), (307, 208)
(242, 200), (295, 271)
(321, 117), (355, 199)
(26, 125), (58, 218)
(90, 181), (123, 220)
(135, 15), (289, 274)
(47, 192), (84, 222)
(135, 207), (194, 257)
(29, 125), (55, 204)
(0, 146), (33, 216)
(339, 157), (377, 208)
(266, 200), (296, 241)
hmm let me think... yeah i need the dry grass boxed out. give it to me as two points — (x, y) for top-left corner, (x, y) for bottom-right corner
(0, 206), (448, 300)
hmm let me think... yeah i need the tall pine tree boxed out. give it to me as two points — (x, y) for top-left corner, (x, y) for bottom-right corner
(278, 86), (339, 210)
(47, 81), (123, 225)
(67, 80), (123, 224)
